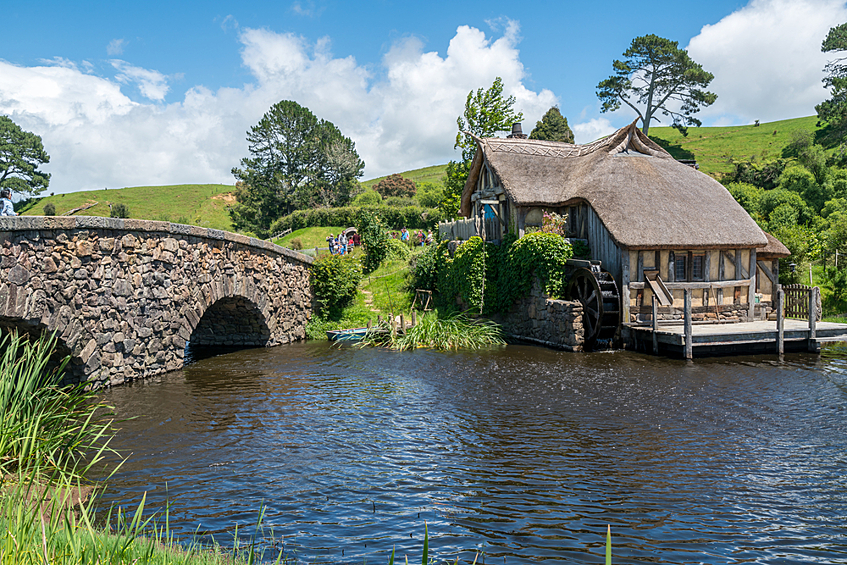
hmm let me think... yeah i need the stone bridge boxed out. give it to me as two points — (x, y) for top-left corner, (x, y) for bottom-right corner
(0, 216), (314, 387)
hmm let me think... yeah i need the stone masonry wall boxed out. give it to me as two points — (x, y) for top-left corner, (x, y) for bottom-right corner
(0, 216), (314, 387)
(494, 277), (584, 351)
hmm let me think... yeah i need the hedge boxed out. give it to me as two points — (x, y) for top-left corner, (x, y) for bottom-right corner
(269, 205), (446, 234)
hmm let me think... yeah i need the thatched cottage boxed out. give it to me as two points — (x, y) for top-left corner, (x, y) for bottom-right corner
(459, 120), (788, 325)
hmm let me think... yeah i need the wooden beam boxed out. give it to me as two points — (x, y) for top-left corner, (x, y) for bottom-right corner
(757, 260), (777, 285)
(628, 278), (753, 290)
(621, 249), (631, 324)
(652, 293), (659, 355)
(684, 289), (693, 360)
(717, 251), (724, 305)
(748, 248), (756, 320)
(809, 286), (818, 351)
(776, 287), (784, 355)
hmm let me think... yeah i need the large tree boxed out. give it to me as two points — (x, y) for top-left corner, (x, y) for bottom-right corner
(0, 116), (50, 197)
(442, 77), (523, 217)
(529, 106), (574, 143)
(231, 101), (363, 235)
(816, 22), (847, 138)
(596, 34), (717, 135)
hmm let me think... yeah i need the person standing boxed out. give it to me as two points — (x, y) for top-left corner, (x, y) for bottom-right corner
(0, 189), (16, 216)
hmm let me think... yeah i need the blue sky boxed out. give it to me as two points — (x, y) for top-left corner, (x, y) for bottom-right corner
(2, 0), (845, 193)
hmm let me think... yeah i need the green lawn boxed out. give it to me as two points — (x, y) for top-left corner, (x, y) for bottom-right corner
(19, 184), (236, 231)
(648, 116), (823, 177)
(276, 226), (348, 250)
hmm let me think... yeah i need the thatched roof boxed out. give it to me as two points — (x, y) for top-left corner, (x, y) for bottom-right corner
(758, 232), (791, 258)
(461, 120), (768, 250)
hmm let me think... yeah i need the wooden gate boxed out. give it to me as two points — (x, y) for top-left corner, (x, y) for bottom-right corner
(783, 284), (822, 320)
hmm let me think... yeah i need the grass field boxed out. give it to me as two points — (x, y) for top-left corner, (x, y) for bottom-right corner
(19, 184), (236, 231)
(362, 163), (448, 190)
(648, 116), (823, 177)
(276, 226), (347, 249)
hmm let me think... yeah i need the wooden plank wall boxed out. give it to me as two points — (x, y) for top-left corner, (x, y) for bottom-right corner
(583, 204), (622, 282)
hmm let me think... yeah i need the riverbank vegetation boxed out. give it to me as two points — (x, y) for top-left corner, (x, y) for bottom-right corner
(361, 310), (505, 350)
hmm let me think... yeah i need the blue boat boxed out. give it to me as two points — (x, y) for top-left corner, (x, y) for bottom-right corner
(326, 328), (369, 342)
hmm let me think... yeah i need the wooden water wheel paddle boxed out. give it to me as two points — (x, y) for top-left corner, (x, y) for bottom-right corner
(567, 267), (620, 349)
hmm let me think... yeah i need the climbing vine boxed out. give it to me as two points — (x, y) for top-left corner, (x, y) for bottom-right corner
(420, 232), (575, 314)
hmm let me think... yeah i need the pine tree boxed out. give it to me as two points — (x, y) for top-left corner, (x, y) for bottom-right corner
(529, 107), (574, 143)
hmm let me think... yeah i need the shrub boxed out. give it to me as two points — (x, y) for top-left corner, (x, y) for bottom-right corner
(415, 182), (444, 208)
(374, 173), (416, 198)
(410, 243), (443, 291)
(387, 237), (411, 261)
(310, 254), (362, 317)
(110, 203), (130, 218)
(352, 189), (383, 206)
(268, 205), (445, 234)
(357, 210), (391, 273)
(42, 202), (56, 216)
(289, 237), (303, 250)
(384, 196), (416, 208)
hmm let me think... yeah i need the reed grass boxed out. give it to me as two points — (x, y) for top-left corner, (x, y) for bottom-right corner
(361, 311), (506, 351)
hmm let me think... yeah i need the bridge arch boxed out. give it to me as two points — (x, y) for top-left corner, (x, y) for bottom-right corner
(0, 216), (314, 387)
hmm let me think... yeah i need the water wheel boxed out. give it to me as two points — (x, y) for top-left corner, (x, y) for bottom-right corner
(567, 267), (620, 349)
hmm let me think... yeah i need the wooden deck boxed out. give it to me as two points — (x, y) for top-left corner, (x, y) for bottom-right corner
(624, 319), (847, 357)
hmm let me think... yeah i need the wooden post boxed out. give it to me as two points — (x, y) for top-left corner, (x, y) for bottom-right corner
(717, 251), (724, 306)
(809, 263), (814, 286)
(621, 250), (631, 324)
(684, 288), (693, 360)
(776, 287), (784, 355)
(400, 313), (405, 332)
(808, 287), (817, 352)
(652, 293), (659, 355)
(390, 314), (396, 335)
(748, 248), (757, 321)
(377, 315), (382, 324)
(411, 310), (417, 327)
(367, 319), (372, 330)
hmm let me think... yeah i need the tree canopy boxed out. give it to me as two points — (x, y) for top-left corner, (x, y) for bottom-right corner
(230, 100), (364, 235)
(529, 106), (574, 143)
(596, 34), (717, 135)
(442, 77), (523, 216)
(816, 22), (847, 138)
(0, 116), (51, 197)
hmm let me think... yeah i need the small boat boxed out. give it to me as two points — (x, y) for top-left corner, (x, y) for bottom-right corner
(326, 328), (369, 342)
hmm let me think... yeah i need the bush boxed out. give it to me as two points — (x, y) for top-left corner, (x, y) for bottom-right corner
(357, 210), (391, 274)
(374, 173), (416, 198)
(288, 237), (303, 250)
(410, 243), (443, 291)
(42, 202), (56, 216)
(310, 254), (362, 317)
(110, 203), (130, 218)
(415, 182), (444, 208)
(352, 189), (383, 206)
(384, 196), (416, 208)
(268, 205), (445, 234)
(387, 237), (411, 261)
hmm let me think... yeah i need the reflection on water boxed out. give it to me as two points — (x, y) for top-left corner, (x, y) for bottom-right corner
(97, 342), (847, 564)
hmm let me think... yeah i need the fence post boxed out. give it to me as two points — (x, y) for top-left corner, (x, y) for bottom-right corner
(684, 289), (693, 360)
(808, 287), (817, 352)
(652, 293), (659, 355)
(776, 286), (784, 355)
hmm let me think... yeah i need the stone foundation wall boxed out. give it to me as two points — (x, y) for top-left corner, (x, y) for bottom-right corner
(631, 303), (753, 323)
(494, 278), (584, 351)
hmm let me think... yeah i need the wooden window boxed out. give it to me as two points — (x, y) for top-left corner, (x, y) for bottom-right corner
(675, 255), (687, 281)
(691, 253), (705, 281)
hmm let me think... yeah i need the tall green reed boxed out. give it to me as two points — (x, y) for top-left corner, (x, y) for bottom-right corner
(361, 311), (506, 351)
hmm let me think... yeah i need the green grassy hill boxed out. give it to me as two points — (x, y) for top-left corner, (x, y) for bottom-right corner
(647, 116), (823, 177)
(19, 184), (236, 231)
(362, 164), (448, 189)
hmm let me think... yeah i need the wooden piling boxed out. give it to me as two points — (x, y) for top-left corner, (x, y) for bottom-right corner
(808, 287), (818, 352)
(684, 288), (693, 360)
(651, 293), (659, 355)
(411, 310), (417, 327)
(377, 315), (382, 324)
(776, 287), (784, 355)
(400, 314), (405, 332)
(367, 319), (372, 330)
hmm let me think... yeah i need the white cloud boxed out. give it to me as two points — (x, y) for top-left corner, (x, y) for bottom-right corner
(687, 0), (847, 124)
(107, 39), (127, 56)
(0, 23), (555, 194)
(572, 118), (616, 144)
(110, 60), (170, 101)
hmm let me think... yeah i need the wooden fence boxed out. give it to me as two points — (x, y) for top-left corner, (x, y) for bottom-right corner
(438, 218), (477, 241)
(783, 284), (822, 321)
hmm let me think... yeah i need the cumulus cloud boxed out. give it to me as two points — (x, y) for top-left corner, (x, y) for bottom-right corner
(110, 60), (170, 101)
(572, 118), (616, 144)
(687, 0), (847, 124)
(0, 22), (556, 194)
(107, 39), (127, 56)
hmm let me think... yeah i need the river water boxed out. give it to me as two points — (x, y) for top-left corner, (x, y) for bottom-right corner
(97, 342), (847, 564)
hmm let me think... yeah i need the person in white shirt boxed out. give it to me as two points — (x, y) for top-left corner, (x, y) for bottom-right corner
(0, 189), (16, 216)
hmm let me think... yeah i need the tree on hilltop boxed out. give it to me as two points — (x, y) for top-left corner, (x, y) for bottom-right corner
(442, 77), (523, 217)
(596, 34), (717, 135)
(231, 100), (364, 235)
(529, 107), (574, 143)
(816, 22), (847, 139)
(374, 173), (416, 198)
(0, 116), (51, 197)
